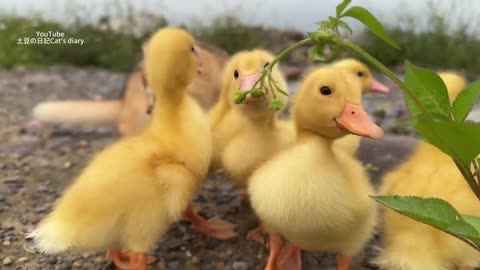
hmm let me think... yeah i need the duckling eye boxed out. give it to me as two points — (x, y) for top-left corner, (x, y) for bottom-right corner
(357, 71), (364, 77)
(264, 62), (269, 69)
(320, 86), (332, 96)
(234, 70), (239, 79)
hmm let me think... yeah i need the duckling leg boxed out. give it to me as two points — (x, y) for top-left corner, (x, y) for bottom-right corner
(185, 206), (237, 240)
(105, 250), (130, 270)
(247, 224), (267, 244)
(336, 254), (353, 270)
(265, 233), (285, 270)
(277, 243), (302, 270)
(130, 252), (148, 270)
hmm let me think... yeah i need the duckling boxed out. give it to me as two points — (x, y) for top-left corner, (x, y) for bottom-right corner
(248, 67), (384, 270)
(376, 71), (480, 270)
(219, 49), (292, 189)
(30, 28), (212, 270)
(331, 58), (390, 156)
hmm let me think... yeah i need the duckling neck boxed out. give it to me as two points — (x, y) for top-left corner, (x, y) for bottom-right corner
(296, 129), (334, 149)
(247, 113), (276, 129)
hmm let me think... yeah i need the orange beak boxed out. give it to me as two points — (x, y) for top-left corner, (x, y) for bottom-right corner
(335, 101), (384, 139)
(370, 79), (389, 93)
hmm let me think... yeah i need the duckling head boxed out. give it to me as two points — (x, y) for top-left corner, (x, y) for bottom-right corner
(333, 58), (389, 94)
(294, 67), (384, 140)
(438, 71), (467, 103)
(144, 28), (198, 97)
(220, 49), (288, 119)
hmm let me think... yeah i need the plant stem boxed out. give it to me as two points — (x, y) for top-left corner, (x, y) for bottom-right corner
(339, 39), (433, 119)
(269, 37), (313, 69)
(454, 159), (480, 201)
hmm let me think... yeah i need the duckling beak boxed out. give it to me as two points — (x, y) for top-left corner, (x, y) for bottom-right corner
(335, 101), (384, 140)
(240, 73), (261, 91)
(193, 45), (203, 73)
(370, 79), (389, 93)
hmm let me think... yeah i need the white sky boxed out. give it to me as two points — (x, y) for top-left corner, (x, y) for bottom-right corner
(1, 0), (477, 32)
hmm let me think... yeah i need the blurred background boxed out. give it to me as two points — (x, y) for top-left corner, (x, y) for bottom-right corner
(1, 0), (479, 74)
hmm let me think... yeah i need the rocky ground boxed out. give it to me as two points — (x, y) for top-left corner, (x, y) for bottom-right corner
(0, 65), (448, 270)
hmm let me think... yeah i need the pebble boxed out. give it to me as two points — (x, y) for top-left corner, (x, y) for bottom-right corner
(232, 261), (248, 270)
(17, 256), (28, 263)
(3, 256), (14, 265)
(3, 240), (11, 246)
(167, 261), (180, 270)
(72, 260), (82, 268)
(191, 256), (199, 264)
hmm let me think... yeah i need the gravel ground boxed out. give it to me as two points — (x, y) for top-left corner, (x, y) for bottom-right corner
(0, 65), (422, 270)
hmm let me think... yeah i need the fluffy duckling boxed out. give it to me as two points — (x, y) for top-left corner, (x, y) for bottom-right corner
(376, 72), (479, 270)
(332, 58), (389, 156)
(219, 49), (293, 189)
(30, 28), (212, 270)
(248, 67), (384, 270)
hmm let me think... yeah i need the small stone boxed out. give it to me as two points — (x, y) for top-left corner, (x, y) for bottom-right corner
(185, 250), (192, 257)
(191, 256), (199, 264)
(63, 161), (72, 168)
(232, 261), (248, 270)
(17, 257), (28, 263)
(3, 256), (14, 265)
(72, 261), (82, 268)
(79, 140), (88, 147)
(3, 240), (10, 246)
(167, 261), (179, 270)
(46, 256), (57, 265)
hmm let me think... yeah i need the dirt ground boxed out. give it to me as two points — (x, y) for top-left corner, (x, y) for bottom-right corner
(0, 65), (424, 270)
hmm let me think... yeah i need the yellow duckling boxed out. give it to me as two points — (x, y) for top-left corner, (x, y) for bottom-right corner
(332, 58), (390, 156)
(30, 28), (212, 270)
(376, 71), (479, 270)
(248, 67), (384, 270)
(219, 49), (292, 189)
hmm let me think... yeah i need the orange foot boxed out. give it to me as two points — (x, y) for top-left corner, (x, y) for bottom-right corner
(247, 224), (267, 244)
(336, 254), (353, 270)
(106, 250), (156, 270)
(277, 243), (302, 270)
(185, 206), (237, 240)
(265, 233), (285, 270)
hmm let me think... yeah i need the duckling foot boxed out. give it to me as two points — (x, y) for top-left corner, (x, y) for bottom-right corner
(247, 224), (267, 244)
(265, 233), (285, 270)
(185, 206), (237, 240)
(277, 243), (302, 270)
(106, 250), (156, 270)
(130, 252), (147, 270)
(336, 254), (353, 270)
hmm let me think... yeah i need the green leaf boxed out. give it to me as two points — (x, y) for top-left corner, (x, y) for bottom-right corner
(338, 20), (352, 34)
(336, 0), (351, 17)
(404, 61), (451, 119)
(269, 99), (284, 110)
(233, 91), (247, 104)
(453, 80), (480, 122)
(308, 44), (326, 62)
(410, 117), (480, 164)
(373, 196), (480, 247)
(342, 6), (399, 49)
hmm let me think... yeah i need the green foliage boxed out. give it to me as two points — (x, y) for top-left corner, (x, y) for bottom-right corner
(404, 61), (451, 119)
(453, 81), (480, 122)
(192, 16), (266, 54)
(307, 44), (326, 62)
(373, 196), (480, 248)
(0, 16), (160, 71)
(410, 118), (480, 165)
(341, 6), (399, 49)
(357, 7), (480, 76)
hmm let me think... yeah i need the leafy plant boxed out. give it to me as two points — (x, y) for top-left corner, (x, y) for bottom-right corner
(236, 0), (480, 251)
